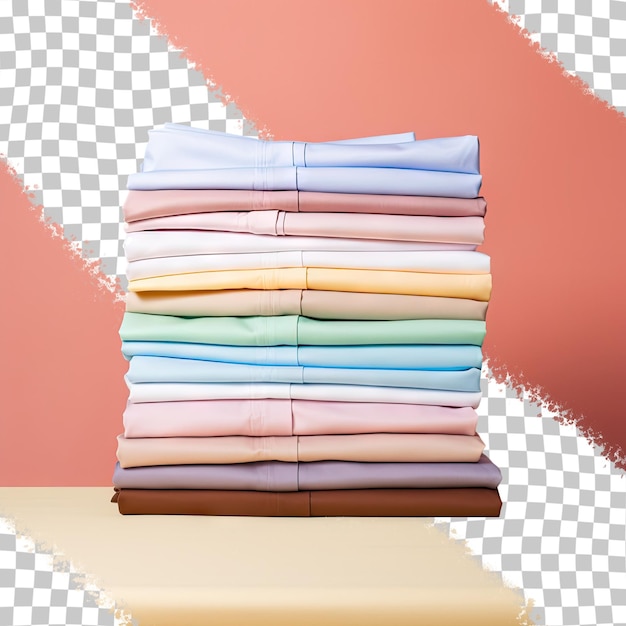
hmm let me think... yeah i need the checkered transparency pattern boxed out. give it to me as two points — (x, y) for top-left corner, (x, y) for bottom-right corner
(435, 371), (626, 626)
(0, 518), (126, 626)
(1, 1), (626, 626)
(491, 0), (626, 114)
(0, 0), (255, 292)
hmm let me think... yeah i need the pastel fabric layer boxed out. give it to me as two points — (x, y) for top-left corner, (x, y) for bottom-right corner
(122, 399), (479, 438)
(115, 487), (503, 517)
(140, 125), (480, 174)
(123, 189), (487, 222)
(152, 125), (417, 145)
(115, 433), (485, 467)
(126, 213), (485, 246)
(126, 382), (483, 408)
(119, 313), (486, 346)
(128, 268), (492, 301)
(126, 251), (491, 281)
(125, 290), (489, 321)
(121, 343), (483, 370)
(112, 455), (500, 490)
(128, 166), (482, 198)
(125, 231), (476, 262)
(125, 356), (481, 392)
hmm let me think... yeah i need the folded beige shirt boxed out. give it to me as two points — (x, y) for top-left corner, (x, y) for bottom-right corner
(116, 433), (485, 467)
(125, 290), (489, 320)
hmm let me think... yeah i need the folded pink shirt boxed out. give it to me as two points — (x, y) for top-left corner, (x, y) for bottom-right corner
(125, 211), (485, 245)
(123, 189), (487, 222)
(122, 399), (479, 438)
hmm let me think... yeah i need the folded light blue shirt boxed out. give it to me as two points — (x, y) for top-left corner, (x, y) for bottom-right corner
(127, 166), (482, 198)
(126, 355), (481, 392)
(141, 124), (479, 174)
(121, 342), (482, 370)
(128, 125), (482, 197)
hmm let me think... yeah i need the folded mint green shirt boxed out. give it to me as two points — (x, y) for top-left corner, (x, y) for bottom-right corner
(120, 312), (486, 346)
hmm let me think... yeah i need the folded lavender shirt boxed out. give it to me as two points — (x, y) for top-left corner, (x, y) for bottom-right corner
(141, 124), (480, 174)
(129, 126), (482, 196)
(112, 455), (501, 491)
(128, 166), (482, 198)
(126, 251), (490, 281)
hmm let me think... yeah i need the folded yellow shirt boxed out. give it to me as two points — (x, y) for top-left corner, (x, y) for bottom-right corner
(128, 268), (492, 301)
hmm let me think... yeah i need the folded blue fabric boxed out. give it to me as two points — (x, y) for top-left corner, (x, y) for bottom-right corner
(141, 124), (479, 174)
(121, 341), (482, 370)
(126, 355), (481, 392)
(160, 124), (416, 145)
(127, 166), (482, 198)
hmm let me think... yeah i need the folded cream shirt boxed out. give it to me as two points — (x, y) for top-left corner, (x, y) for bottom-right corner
(126, 381), (483, 408)
(126, 250), (490, 281)
(124, 231), (476, 262)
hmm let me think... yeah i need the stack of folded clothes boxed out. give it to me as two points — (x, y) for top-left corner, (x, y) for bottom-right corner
(113, 124), (502, 516)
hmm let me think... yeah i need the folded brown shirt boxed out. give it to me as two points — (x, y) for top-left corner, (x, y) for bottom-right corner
(115, 488), (502, 517)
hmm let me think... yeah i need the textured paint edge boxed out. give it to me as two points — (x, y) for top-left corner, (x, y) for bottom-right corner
(489, 2), (626, 120)
(0, 516), (133, 626)
(0, 157), (125, 301)
(128, 1), (274, 139)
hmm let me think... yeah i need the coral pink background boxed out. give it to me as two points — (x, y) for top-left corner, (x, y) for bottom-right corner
(1, 0), (624, 484)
